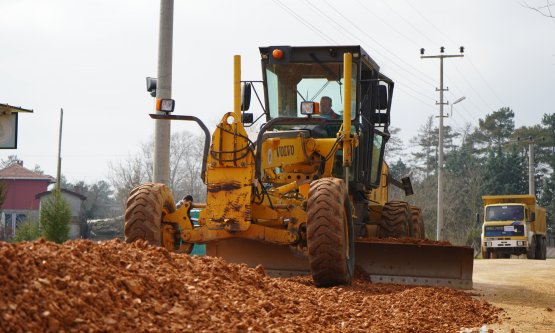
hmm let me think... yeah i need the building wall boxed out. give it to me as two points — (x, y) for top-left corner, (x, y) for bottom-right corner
(1, 179), (50, 211)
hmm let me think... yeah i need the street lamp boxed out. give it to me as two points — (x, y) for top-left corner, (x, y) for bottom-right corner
(450, 96), (466, 117)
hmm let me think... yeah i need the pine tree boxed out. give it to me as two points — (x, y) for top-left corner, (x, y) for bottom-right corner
(40, 190), (71, 243)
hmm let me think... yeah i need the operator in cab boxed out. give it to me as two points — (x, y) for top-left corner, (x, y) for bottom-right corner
(319, 96), (341, 120)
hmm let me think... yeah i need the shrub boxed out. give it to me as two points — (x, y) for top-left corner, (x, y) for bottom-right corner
(12, 219), (40, 242)
(40, 190), (71, 243)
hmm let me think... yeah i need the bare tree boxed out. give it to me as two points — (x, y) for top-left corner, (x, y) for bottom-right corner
(522, 1), (555, 19)
(109, 131), (205, 208)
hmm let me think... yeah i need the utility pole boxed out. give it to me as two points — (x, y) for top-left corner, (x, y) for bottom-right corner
(420, 46), (464, 240)
(529, 142), (535, 196)
(56, 108), (63, 191)
(153, 0), (174, 185)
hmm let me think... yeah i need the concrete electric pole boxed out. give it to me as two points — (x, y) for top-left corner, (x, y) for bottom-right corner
(420, 46), (464, 241)
(153, 0), (174, 185)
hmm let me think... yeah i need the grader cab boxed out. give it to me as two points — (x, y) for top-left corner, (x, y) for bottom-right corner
(125, 46), (473, 288)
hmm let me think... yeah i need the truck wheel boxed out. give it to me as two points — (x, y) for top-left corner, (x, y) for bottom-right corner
(306, 177), (354, 287)
(536, 236), (547, 260)
(124, 183), (176, 247)
(378, 201), (411, 238)
(542, 237), (547, 259)
(526, 236), (536, 259)
(481, 247), (489, 259)
(409, 206), (425, 239)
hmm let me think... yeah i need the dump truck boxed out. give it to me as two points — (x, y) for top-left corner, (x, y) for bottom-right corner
(481, 195), (547, 259)
(125, 45), (473, 288)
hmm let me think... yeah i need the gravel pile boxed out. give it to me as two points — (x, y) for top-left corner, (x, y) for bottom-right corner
(0, 239), (501, 332)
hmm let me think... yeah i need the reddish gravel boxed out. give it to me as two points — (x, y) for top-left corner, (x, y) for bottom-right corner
(0, 239), (501, 332)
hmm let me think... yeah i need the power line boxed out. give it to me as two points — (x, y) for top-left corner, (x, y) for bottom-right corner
(271, 0), (337, 44)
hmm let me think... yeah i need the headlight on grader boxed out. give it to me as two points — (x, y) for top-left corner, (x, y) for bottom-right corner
(156, 98), (175, 113)
(300, 101), (319, 115)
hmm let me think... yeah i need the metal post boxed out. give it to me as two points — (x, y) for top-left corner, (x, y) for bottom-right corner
(153, 0), (174, 185)
(529, 143), (535, 196)
(421, 47), (464, 240)
(234, 55), (241, 119)
(342, 53), (353, 194)
(56, 108), (63, 191)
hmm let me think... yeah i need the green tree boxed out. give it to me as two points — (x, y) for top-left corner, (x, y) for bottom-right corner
(475, 107), (515, 150)
(481, 146), (527, 195)
(12, 219), (40, 242)
(71, 180), (116, 220)
(40, 190), (71, 243)
(410, 116), (436, 178)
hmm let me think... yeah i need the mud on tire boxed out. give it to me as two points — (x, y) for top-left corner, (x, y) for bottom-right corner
(124, 183), (176, 246)
(378, 201), (411, 238)
(306, 177), (354, 287)
(409, 206), (425, 239)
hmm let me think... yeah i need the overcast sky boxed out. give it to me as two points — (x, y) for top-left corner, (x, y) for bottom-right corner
(1, 0), (554, 184)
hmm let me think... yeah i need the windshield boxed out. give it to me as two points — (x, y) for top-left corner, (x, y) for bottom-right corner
(485, 205), (524, 221)
(265, 62), (358, 119)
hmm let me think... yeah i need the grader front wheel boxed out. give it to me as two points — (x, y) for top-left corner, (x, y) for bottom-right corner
(124, 183), (177, 248)
(306, 178), (354, 287)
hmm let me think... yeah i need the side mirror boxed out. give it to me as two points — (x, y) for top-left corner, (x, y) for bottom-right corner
(401, 176), (414, 196)
(377, 84), (388, 110)
(146, 77), (157, 97)
(241, 82), (252, 111)
(475, 213), (481, 226)
(531, 212), (536, 221)
(242, 112), (254, 124)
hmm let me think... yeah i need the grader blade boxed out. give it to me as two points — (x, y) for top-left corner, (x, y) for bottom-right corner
(206, 239), (309, 277)
(206, 239), (473, 289)
(353, 241), (474, 290)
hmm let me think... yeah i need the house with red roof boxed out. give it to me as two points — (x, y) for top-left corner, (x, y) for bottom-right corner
(0, 161), (55, 239)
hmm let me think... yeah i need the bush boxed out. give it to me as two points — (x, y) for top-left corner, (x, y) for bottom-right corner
(12, 219), (40, 242)
(40, 190), (71, 243)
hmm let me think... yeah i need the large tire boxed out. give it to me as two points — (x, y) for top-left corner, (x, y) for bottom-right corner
(481, 247), (489, 259)
(378, 201), (411, 238)
(409, 206), (425, 239)
(526, 236), (536, 259)
(535, 236), (547, 260)
(124, 183), (176, 246)
(306, 177), (354, 287)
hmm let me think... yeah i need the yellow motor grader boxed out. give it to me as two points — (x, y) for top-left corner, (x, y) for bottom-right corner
(125, 46), (473, 288)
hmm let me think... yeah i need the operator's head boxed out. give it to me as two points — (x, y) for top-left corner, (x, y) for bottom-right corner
(320, 96), (332, 115)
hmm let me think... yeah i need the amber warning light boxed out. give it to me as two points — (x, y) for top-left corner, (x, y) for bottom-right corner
(272, 49), (284, 59)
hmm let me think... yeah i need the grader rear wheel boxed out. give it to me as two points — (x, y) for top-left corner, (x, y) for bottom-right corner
(124, 183), (176, 247)
(378, 201), (411, 238)
(306, 177), (354, 287)
(409, 206), (425, 239)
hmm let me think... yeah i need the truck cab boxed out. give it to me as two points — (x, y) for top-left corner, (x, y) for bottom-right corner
(481, 195), (547, 259)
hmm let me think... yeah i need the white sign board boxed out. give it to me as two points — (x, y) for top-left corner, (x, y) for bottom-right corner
(0, 113), (18, 149)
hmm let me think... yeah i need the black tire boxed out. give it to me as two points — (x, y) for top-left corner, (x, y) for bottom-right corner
(527, 236), (536, 259)
(535, 236), (547, 260)
(378, 201), (411, 238)
(409, 206), (425, 239)
(481, 247), (489, 259)
(542, 237), (548, 259)
(124, 183), (176, 247)
(306, 177), (354, 287)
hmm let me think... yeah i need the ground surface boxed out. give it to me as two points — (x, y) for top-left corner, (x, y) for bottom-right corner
(1, 239), (501, 333)
(473, 256), (555, 332)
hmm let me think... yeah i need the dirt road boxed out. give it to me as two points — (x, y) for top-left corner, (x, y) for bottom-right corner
(473, 258), (555, 332)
